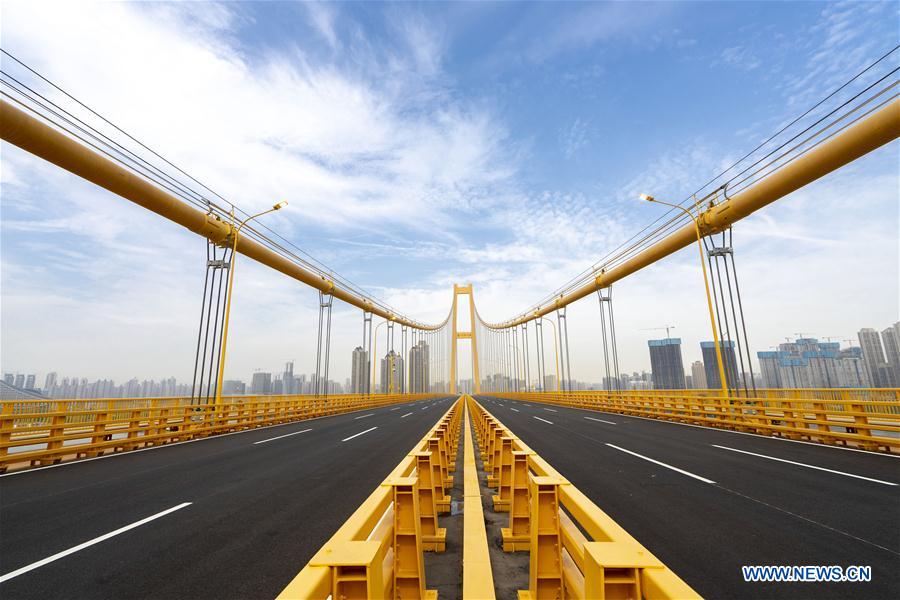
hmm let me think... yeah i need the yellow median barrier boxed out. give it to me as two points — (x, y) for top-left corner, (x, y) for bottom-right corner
(278, 397), (463, 599)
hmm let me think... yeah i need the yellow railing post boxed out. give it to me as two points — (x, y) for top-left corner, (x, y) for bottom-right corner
(493, 436), (514, 512)
(520, 473), (567, 600)
(502, 449), (533, 552)
(583, 541), (664, 600)
(415, 451), (447, 552)
(390, 475), (437, 600)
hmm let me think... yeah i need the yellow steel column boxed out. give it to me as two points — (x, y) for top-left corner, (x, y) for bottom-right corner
(469, 287), (482, 394)
(450, 287), (459, 394)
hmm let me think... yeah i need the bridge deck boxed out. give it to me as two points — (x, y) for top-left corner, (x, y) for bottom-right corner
(0, 397), (454, 599)
(476, 395), (900, 599)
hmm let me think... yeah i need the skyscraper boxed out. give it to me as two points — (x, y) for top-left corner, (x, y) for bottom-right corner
(701, 341), (739, 390)
(648, 338), (685, 389)
(250, 371), (272, 395)
(690, 361), (707, 389)
(351, 346), (368, 393)
(408, 340), (430, 393)
(858, 328), (892, 387)
(282, 361), (295, 395)
(380, 350), (403, 394)
(881, 324), (900, 386)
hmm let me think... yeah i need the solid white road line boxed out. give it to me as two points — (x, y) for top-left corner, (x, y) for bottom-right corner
(510, 408), (520, 412)
(584, 416), (617, 425)
(606, 444), (715, 484)
(253, 429), (312, 445)
(544, 408), (557, 412)
(712, 444), (897, 486)
(400, 413), (413, 418)
(533, 416), (554, 425)
(0, 502), (192, 583)
(354, 414), (374, 420)
(342, 427), (378, 442)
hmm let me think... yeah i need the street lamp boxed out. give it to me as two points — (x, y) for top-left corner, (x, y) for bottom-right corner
(214, 201), (287, 406)
(639, 193), (729, 398)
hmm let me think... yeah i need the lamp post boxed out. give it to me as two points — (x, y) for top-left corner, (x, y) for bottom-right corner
(639, 193), (729, 398)
(214, 201), (287, 407)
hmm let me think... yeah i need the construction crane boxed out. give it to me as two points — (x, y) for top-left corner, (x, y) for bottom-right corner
(642, 326), (676, 339)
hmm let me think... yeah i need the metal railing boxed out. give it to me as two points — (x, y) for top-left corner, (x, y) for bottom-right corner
(278, 398), (463, 599)
(0, 393), (442, 472)
(483, 389), (900, 453)
(468, 397), (700, 600)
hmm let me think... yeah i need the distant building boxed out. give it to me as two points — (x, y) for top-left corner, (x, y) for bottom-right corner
(543, 374), (557, 392)
(701, 341), (739, 390)
(858, 328), (893, 387)
(351, 347), (369, 393)
(690, 361), (707, 389)
(13, 374), (25, 389)
(44, 372), (58, 393)
(881, 323), (900, 386)
(380, 350), (403, 394)
(648, 338), (685, 389)
(250, 371), (272, 395)
(222, 380), (246, 395)
(408, 340), (430, 393)
(758, 337), (870, 388)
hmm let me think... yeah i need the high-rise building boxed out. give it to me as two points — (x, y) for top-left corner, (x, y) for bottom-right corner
(222, 380), (246, 395)
(881, 324), (900, 386)
(701, 341), (739, 390)
(758, 337), (871, 389)
(43, 372), (58, 393)
(3, 374), (13, 386)
(351, 347), (368, 393)
(543, 374), (557, 392)
(690, 361), (707, 389)
(858, 328), (892, 387)
(648, 338), (685, 389)
(24, 374), (36, 390)
(281, 361), (295, 395)
(250, 371), (272, 395)
(380, 350), (403, 394)
(13, 374), (25, 389)
(408, 340), (430, 393)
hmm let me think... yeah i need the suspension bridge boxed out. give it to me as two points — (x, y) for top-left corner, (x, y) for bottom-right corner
(1, 50), (899, 600)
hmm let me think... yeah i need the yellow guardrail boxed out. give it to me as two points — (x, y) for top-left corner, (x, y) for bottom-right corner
(0, 393), (443, 472)
(485, 390), (900, 453)
(278, 397), (463, 599)
(467, 396), (701, 600)
(461, 396), (496, 600)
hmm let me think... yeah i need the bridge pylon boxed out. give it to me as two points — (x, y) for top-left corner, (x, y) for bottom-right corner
(450, 284), (480, 394)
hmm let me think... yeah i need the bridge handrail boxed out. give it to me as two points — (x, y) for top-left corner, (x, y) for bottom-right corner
(485, 390), (900, 453)
(467, 397), (701, 599)
(0, 393), (442, 472)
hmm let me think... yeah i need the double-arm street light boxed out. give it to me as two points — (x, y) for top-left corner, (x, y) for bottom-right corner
(214, 201), (288, 406)
(639, 193), (729, 398)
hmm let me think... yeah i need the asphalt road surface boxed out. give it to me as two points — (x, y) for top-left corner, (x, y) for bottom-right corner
(0, 396), (456, 599)
(476, 394), (900, 599)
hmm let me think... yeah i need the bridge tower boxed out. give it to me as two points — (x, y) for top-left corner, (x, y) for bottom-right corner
(450, 283), (480, 394)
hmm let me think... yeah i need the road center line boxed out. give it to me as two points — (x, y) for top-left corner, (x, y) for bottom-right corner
(400, 412), (413, 418)
(712, 444), (897, 486)
(510, 408), (520, 412)
(533, 416), (554, 425)
(606, 443), (715, 484)
(0, 502), (192, 583)
(584, 416), (617, 425)
(354, 414), (374, 420)
(421, 407), (429, 410)
(253, 429), (312, 445)
(390, 407), (401, 411)
(342, 427), (378, 442)
(544, 408), (557, 412)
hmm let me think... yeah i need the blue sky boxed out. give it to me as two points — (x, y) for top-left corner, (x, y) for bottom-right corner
(1, 1), (898, 384)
